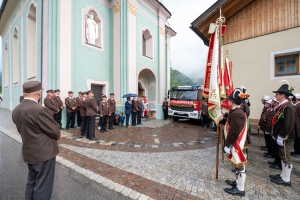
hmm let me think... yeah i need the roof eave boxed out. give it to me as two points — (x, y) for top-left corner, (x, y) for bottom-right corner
(189, 26), (209, 46)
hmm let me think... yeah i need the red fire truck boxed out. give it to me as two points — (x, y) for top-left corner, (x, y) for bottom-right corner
(168, 85), (203, 121)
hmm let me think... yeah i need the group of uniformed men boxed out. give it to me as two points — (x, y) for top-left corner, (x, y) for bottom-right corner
(221, 82), (299, 197)
(42, 89), (116, 141)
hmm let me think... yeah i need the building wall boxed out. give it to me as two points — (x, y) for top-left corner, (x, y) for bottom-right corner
(1, 0), (42, 110)
(224, 26), (300, 120)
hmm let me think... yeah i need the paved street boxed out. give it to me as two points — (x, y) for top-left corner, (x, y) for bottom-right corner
(0, 132), (130, 200)
(1, 107), (300, 199)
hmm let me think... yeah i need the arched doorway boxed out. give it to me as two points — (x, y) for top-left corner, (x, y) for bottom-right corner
(138, 68), (157, 111)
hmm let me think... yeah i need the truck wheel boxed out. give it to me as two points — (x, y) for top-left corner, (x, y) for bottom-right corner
(173, 117), (179, 121)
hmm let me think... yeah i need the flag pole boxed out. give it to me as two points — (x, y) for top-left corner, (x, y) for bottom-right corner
(215, 7), (223, 180)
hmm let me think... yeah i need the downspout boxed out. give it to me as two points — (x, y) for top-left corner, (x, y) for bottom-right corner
(40, 0), (44, 104)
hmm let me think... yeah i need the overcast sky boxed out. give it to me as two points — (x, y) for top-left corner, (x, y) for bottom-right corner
(162, 0), (217, 81)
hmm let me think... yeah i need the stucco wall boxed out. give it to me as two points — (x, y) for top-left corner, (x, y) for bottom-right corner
(224, 27), (300, 120)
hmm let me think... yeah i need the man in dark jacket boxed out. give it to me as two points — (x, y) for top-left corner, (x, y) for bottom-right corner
(107, 93), (116, 130)
(44, 89), (59, 119)
(269, 83), (299, 186)
(65, 91), (78, 130)
(79, 92), (87, 136)
(12, 81), (61, 200)
(131, 96), (138, 126)
(291, 93), (300, 157)
(162, 97), (169, 120)
(85, 90), (98, 140)
(99, 95), (110, 133)
(53, 89), (64, 129)
(125, 97), (132, 128)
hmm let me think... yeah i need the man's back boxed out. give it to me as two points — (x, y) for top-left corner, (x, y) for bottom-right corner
(12, 99), (60, 164)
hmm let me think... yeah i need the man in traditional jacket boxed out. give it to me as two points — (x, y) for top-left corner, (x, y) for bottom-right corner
(201, 99), (209, 128)
(260, 99), (273, 158)
(44, 89), (59, 119)
(162, 97), (169, 120)
(131, 96), (138, 126)
(53, 89), (64, 129)
(76, 92), (82, 127)
(65, 91), (78, 130)
(85, 90), (97, 140)
(79, 92), (87, 136)
(223, 87), (249, 197)
(137, 97), (143, 125)
(267, 98), (282, 169)
(259, 95), (270, 151)
(12, 81), (61, 199)
(269, 83), (299, 186)
(99, 95), (110, 133)
(291, 93), (300, 157)
(107, 93), (116, 130)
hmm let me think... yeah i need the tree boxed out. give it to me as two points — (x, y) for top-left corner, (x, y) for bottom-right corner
(170, 67), (180, 88)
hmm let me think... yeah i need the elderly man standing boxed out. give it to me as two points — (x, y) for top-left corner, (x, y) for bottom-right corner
(65, 91), (78, 130)
(85, 90), (98, 140)
(269, 83), (299, 186)
(44, 89), (59, 120)
(12, 81), (61, 200)
(53, 89), (64, 130)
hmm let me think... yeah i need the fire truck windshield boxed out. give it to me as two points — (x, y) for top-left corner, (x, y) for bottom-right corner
(170, 90), (198, 100)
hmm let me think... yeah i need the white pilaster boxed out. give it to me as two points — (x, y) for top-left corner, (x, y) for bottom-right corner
(113, 1), (121, 103)
(159, 17), (165, 102)
(59, 0), (72, 100)
(128, 0), (137, 93)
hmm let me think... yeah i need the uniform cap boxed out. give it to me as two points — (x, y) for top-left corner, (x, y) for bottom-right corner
(261, 95), (270, 101)
(102, 95), (107, 98)
(68, 91), (74, 94)
(46, 89), (54, 93)
(78, 91), (82, 94)
(86, 90), (93, 94)
(54, 89), (61, 92)
(110, 93), (114, 95)
(23, 81), (43, 93)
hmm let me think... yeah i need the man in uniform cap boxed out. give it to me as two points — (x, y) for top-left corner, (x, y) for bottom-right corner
(12, 81), (61, 199)
(107, 92), (116, 130)
(76, 92), (83, 128)
(79, 92), (88, 136)
(53, 89), (64, 130)
(162, 97), (169, 120)
(259, 95), (271, 151)
(65, 91), (78, 130)
(131, 96), (138, 126)
(291, 93), (300, 157)
(85, 90), (98, 140)
(137, 96), (143, 125)
(44, 90), (59, 120)
(269, 83), (299, 186)
(99, 95), (110, 133)
(223, 87), (249, 197)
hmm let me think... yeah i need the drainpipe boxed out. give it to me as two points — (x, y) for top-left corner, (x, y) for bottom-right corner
(40, 0), (44, 104)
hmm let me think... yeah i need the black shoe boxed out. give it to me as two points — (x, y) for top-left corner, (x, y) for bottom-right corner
(261, 146), (266, 148)
(269, 164), (282, 170)
(226, 180), (237, 186)
(104, 129), (108, 132)
(269, 174), (281, 179)
(109, 127), (114, 130)
(224, 186), (245, 197)
(264, 154), (273, 158)
(268, 161), (276, 165)
(271, 177), (291, 186)
(66, 127), (69, 130)
(231, 169), (237, 173)
(60, 127), (64, 130)
(101, 130), (104, 133)
(132, 125), (136, 126)
(70, 126), (75, 128)
(261, 147), (268, 151)
(89, 138), (97, 141)
(290, 151), (297, 155)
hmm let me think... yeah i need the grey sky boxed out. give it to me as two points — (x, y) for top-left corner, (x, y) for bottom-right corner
(162, 0), (217, 81)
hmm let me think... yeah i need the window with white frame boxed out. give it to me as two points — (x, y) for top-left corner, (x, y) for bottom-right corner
(13, 27), (19, 84)
(142, 29), (153, 59)
(274, 54), (299, 76)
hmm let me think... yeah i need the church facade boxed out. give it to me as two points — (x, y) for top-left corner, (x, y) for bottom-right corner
(0, 0), (176, 121)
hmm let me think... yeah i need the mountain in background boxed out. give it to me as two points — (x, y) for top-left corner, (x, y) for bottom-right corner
(170, 68), (203, 87)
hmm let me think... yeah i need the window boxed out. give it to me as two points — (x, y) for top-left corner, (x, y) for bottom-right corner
(142, 29), (153, 59)
(275, 54), (299, 76)
(27, 3), (37, 80)
(13, 27), (19, 84)
(4, 42), (9, 88)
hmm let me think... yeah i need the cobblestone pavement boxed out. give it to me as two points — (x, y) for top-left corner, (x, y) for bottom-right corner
(1, 107), (300, 199)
